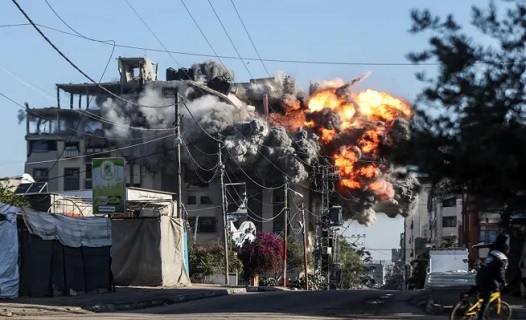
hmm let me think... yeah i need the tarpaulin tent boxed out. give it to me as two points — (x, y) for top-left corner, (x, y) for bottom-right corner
(0, 203), (20, 298)
(18, 208), (113, 297)
(111, 216), (191, 286)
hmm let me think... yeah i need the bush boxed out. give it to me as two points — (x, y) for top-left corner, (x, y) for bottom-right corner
(0, 183), (29, 207)
(188, 244), (242, 282)
(238, 232), (283, 280)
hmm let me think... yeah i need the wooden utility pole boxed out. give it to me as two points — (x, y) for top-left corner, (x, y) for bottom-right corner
(282, 176), (288, 287)
(301, 203), (309, 290)
(218, 139), (229, 285)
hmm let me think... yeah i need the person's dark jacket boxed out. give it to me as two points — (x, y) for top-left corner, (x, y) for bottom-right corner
(476, 250), (508, 290)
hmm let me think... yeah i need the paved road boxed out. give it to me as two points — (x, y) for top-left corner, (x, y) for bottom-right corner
(17, 289), (445, 320)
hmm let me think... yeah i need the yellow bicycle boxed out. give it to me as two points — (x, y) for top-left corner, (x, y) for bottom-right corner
(450, 290), (512, 320)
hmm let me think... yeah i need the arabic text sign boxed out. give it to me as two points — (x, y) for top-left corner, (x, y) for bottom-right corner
(92, 158), (126, 215)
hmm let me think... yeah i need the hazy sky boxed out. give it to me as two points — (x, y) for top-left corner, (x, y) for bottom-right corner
(0, 0), (486, 254)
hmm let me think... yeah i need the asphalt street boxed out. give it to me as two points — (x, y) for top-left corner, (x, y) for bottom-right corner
(15, 289), (446, 320)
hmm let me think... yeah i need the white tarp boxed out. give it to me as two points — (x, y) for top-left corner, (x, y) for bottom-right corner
(0, 203), (20, 298)
(22, 208), (111, 247)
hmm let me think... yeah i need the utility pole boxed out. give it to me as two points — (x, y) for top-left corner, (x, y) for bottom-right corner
(314, 162), (340, 290)
(282, 176), (289, 287)
(163, 87), (183, 219)
(301, 203), (309, 290)
(175, 91), (183, 220)
(218, 139), (229, 285)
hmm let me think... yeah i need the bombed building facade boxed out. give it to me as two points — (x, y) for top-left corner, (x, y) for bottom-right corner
(23, 57), (419, 245)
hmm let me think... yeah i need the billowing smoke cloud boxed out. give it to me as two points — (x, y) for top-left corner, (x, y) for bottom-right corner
(92, 60), (417, 225)
(189, 60), (234, 83)
(233, 73), (306, 114)
(299, 78), (418, 225)
(223, 121), (319, 185)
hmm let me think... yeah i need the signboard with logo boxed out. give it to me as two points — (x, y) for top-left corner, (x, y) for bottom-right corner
(92, 157), (126, 215)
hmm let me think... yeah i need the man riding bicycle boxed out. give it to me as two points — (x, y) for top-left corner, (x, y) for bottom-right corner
(475, 234), (509, 320)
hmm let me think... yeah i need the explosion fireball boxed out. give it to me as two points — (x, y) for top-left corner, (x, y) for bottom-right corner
(96, 61), (419, 225)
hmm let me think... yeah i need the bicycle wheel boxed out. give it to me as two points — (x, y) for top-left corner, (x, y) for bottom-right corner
(450, 301), (473, 320)
(486, 301), (511, 320)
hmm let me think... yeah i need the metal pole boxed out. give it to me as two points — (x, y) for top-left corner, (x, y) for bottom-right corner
(218, 140), (229, 285)
(282, 176), (288, 287)
(193, 215), (199, 247)
(301, 203), (309, 290)
(175, 92), (183, 219)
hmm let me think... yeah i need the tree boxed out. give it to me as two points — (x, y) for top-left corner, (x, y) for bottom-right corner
(237, 232), (283, 281)
(0, 183), (29, 207)
(188, 244), (243, 283)
(337, 238), (366, 289)
(277, 235), (304, 274)
(440, 235), (458, 248)
(397, 0), (526, 208)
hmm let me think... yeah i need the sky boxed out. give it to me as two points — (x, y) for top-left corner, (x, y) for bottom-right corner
(0, 0), (487, 258)
(341, 213), (404, 262)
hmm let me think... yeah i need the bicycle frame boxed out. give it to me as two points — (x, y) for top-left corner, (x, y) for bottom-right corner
(463, 291), (502, 317)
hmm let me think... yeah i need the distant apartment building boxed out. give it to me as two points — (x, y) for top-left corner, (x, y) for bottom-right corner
(403, 183), (431, 264)
(364, 261), (387, 287)
(428, 193), (463, 247)
(22, 57), (313, 245)
(403, 182), (466, 263)
(402, 179), (504, 269)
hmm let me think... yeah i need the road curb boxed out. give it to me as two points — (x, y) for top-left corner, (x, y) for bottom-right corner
(84, 287), (248, 313)
(0, 288), (249, 316)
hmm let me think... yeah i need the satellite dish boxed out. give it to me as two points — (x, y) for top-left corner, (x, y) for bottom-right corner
(21, 173), (35, 184)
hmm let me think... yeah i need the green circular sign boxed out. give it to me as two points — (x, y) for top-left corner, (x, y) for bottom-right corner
(100, 160), (116, 180)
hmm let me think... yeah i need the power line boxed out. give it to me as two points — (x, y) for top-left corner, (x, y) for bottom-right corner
(179, 0), (226, 68)
(207, 0), (253, 79)
(25, 133), (174, 165)
(43, 145), (177, 183)
(0, 23), (439, 67)
(0, 65), (55, 101)
(9, 1), (174, 109)
(230, 0), (270, 75)
(10, 0), (118, 187)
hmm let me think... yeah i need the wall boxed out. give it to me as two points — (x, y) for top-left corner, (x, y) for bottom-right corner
(404, 184), (431, 264)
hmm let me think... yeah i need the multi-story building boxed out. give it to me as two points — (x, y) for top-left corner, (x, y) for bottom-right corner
(428, 193), (463, 247)
(364, 261), (387, 287)
(403, 183), (431, 264)
(402, 179), (503, 269)
(23, 57), (313, 245)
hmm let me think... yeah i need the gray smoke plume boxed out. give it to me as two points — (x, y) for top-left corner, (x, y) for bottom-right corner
(233, 73), (306, 114)
(92, 60), (416, 226)
(222, 119), (320, 185)
(373, 170), (421, 219)
(189, 60), (235, 83)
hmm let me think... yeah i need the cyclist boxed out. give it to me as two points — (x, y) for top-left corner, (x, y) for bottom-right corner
(475, 234), (509, 320)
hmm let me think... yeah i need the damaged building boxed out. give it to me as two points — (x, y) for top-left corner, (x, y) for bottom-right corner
(23, 57), (315, 245)
(23, 55), (421, 253)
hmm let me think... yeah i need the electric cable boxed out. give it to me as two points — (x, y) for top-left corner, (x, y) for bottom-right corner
(0, 23), (440, 66)
(11, 0), (175, 109)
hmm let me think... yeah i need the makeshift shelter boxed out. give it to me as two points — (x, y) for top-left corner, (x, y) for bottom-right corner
(0, 203), (19, 299)
(18, 208), (113, 297)
(111, 216), (191, 286)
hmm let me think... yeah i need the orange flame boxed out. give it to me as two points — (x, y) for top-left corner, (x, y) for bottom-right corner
(305, 85), (411, 199)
